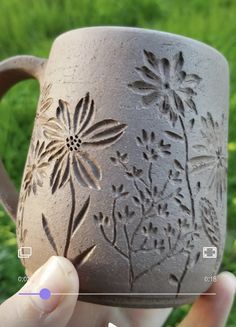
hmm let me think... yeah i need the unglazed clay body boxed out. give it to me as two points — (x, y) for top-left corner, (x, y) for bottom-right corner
(0, 27), (229, 308)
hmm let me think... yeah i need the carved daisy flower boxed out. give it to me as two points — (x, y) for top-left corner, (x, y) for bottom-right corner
(22, 140), (49, 197)
(189, 112), (227, 203)
(128, 50), (201, 125)
(42, 92), (127, 193)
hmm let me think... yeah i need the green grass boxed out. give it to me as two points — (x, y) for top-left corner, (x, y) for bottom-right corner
(0, 0), (235, 325)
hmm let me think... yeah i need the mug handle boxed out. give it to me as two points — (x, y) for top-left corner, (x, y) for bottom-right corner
(0, 55), (47, 222)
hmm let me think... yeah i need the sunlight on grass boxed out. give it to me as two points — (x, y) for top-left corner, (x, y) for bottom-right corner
(228, 142), (236, 151)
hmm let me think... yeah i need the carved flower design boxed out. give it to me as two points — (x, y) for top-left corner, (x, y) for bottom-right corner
(42, 92), (127, 193)
(22, 140), (49, 197)
(39, 83), (53, 115)
(199, 197), (220, 247)
(137, 129), (171, 161)
(189, 112), (227, 203)
(128, 50), (201, 125)
(18, 141), (48, 246)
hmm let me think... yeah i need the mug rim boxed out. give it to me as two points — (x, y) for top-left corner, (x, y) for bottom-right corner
(54, 25), (228, 65)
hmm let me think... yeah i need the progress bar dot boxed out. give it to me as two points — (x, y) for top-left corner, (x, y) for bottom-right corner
(40, 288), (51, 300)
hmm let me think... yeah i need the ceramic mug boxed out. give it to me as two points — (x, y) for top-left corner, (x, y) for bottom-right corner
(0, 27), (229, 308)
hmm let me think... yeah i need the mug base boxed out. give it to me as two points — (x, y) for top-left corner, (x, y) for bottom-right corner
(78, 294), (198, 308)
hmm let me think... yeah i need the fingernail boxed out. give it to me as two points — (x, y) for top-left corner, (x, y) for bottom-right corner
(28, 256), (76, 313)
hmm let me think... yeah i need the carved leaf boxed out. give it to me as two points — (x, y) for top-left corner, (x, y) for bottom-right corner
(174, 159), (184, 170)
(187, 251), (201, 269)
(42, 214), (58, 255)
(72, 245), (96, 269)
(165, 131), (183, 141)
(180, 204), (191, 215)
(199, 198), (220, 247)
(133, 196), (141, 205)
(72, 196), (90, 238)
(189, 118), (195, 129)
(185, 98), (197, 114)
(168, 273), (179, 286)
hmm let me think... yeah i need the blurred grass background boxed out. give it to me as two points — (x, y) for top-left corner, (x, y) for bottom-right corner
(0, 0), (235, 325)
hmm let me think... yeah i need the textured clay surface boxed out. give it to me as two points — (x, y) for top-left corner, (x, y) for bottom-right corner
(16, 27), (229, 308)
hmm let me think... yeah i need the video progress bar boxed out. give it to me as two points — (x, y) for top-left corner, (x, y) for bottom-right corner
(18, 288), (217, 300)
(52, 292), (216, 296)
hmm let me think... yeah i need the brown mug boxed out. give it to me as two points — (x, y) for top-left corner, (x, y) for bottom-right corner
(0, 27), (229, 308)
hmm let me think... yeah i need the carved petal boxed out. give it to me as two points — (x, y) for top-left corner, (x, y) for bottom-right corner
(172, 51), (184, 73)
(128, 80), (157, 94)
(136, 66), (162, 83)
(76, 93), (95, 134)
(40, 98), (53, 113)
(73, 152), (101, 190)
(50, 151), (68, 194)
(189, 155), (216, 173)
(143, 50), (159, 69)
(159, 58), (170, 81)
(142, 91), (160, 105)
(56, 99), (71, 130)
(81, 119), (127, 148)
(181, 73), (201, 89)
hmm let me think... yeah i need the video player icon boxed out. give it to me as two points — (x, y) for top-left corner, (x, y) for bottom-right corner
(202, 246), (217, 259)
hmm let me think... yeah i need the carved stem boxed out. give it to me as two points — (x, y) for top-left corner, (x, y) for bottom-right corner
(175, 252), (191, 297)
(100, 225), (128, 260)
(168, 236), (171, 251)
(112, 198), (117, 245)
(179, 115), (195, 224)
(130, 180), (145, 246)
(124, 224), (134, 291)
(138, 177), (149, 188)
(148, 162), (153, 188)
(63, 178), (75, 257)
(160, 170), (171, 196)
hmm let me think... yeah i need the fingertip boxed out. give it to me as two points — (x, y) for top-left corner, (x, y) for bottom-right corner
(52, 256), (80, 290)
(180, 271), (235, 327)
(202, 271), (236, 307)
(215, 271), (236, 292)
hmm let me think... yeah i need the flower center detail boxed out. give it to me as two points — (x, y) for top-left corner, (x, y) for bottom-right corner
(216, 148), (224, 166)
(66, 135), (82, 152)
(164, 82), (170, 89)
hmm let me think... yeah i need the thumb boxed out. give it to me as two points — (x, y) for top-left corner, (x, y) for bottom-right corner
(0, 256), (79, 327)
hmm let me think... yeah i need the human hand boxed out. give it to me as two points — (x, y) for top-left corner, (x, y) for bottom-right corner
(0, 256), (235, 327)
(0, 256), (79, 327)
